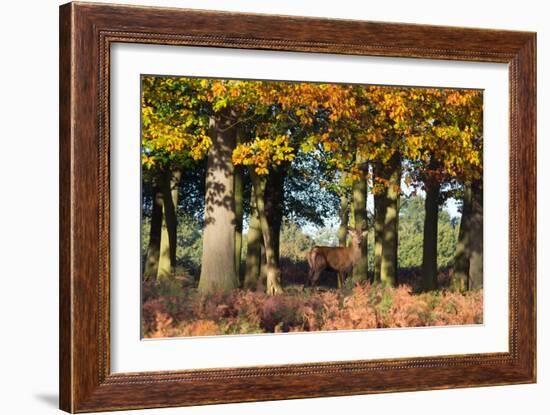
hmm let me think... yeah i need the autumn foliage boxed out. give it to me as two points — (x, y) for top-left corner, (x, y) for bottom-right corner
(142, 280), (483, 338)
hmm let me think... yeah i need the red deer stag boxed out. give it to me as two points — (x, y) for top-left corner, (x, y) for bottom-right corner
(306, 228), (367, 288)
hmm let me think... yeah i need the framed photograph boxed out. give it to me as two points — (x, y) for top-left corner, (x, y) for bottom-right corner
(59, 2), (536, 412)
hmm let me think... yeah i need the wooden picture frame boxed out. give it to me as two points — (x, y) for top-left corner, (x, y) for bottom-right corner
(59, 2), (536, 412)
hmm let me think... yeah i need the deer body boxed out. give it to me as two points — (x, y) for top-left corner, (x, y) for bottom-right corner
(307, 229), (366, 288)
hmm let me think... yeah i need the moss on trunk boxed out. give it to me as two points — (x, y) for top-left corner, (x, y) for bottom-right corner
(243, 185), (262, 290)
(251, 169), (282, 295)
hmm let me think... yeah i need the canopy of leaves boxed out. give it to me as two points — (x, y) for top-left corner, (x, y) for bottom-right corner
(142, 76), (482, 193)
(141, 76), (212, 172)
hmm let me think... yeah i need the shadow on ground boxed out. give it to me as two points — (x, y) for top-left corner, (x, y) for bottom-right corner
(34, 393), (58, 408)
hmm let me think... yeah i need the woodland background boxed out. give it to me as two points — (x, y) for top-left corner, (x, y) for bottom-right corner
(140, 77), (484, 337)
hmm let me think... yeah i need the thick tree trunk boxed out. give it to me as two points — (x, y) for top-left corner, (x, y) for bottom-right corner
(198, 111), (239, 294)
(352, 161), (369, 283)
(421, 180), (441, 291)
(469, 179), (483, 290)
(251, 169), (283, 295)
(380, 152), (401, 287)
(453, 182), (472, 291)
(143, 183), (162, 279)
(157, 169), (181, 279)
(243, 185), (262, 290)
(337, 191), (349, 247)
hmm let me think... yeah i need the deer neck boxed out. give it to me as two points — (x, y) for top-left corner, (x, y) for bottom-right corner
(349, 241), (362, 263)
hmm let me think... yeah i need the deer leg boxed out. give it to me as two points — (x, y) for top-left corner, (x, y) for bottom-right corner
(311, 269), (322, 287)
(306, 250), (316, 287)
(307, 266), (319, 287)
(310, 271), (318, 287)
(307, 267), (314, 287)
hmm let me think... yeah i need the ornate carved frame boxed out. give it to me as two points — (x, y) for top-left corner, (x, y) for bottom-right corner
(59, 2), (536, 412)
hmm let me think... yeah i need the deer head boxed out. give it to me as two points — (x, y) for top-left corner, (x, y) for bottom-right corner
(347, 227), (368, 247)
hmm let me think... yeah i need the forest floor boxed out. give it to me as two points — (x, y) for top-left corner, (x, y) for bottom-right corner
(142, 267), (483, 338)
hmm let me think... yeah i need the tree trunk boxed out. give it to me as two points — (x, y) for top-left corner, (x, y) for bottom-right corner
(234, 128), (244, 281)
(259, 242), (267, 291)
(198, 111), (239, 294)
(265, 167), (285, 266)
(234, 167), (244, 281)
(380, 152), (401, 287)
(337, 190), (349, 247)
(352, 161), (369, 283)
(469, 179), (483, 290)
(373, 163), (387, 284)
(143, 182), (162, 279)
(251, 169), (283, 295)
(243, 185), (262, 290)
(453, 182), (472, 291)
(157, 169), (181, 279)
(421, 179), (441, 291)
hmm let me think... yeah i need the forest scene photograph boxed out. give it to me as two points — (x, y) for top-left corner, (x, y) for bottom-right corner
(140, 75), (484, 339)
